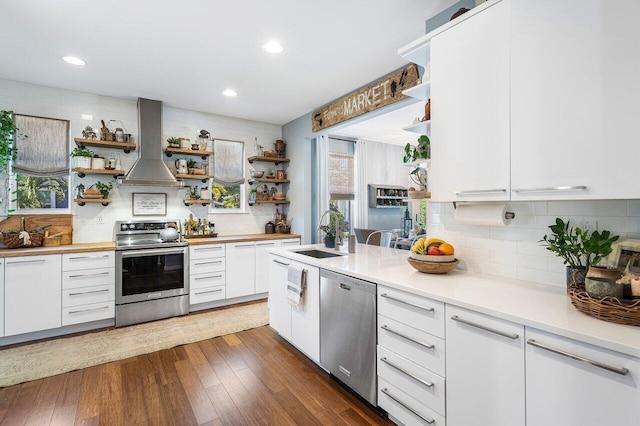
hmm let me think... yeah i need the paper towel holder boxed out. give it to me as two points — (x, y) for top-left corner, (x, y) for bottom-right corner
(452, 202), (516, 220)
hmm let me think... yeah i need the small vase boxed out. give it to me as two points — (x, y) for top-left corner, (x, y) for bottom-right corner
(324, 235), (335, 248)
(100, 190), (109, 199)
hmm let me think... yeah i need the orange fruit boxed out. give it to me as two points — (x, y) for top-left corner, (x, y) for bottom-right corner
(439, 242), (455, 255)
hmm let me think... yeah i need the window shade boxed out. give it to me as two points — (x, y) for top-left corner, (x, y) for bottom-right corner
(328, 152), (354, 200)
(213, 139), (245, 185)
(13, 114), (69, 176)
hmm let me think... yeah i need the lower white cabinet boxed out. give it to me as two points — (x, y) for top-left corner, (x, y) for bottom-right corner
(5, 254), (62, 336)
(526, 328), (640, 426)
(268, 254), (320, 362)
(445, 305), (525, 426)
(255, 240), (282, 294)
(225, 242), (256, 299)
(189, 243), (226, 306)
(0, 258), (4, 337)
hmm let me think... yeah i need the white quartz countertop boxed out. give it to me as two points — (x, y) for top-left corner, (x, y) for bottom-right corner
(271, 243), (640, 358)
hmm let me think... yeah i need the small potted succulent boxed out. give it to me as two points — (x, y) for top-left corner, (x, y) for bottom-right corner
(167, 137), (180, 147)
(93, 181), (113, 198)
(187, 159), (197, 174)
(70, 146), (94, 169)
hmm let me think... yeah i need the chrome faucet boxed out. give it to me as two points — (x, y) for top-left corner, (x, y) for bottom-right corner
(318, 208), (343, 251)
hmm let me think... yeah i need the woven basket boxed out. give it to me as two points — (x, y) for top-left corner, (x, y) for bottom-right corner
(568, 284), (640, 326)
(2, 232), (44, 249)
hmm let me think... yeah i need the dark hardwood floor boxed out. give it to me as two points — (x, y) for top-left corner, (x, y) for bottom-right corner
(0, 326), (392, 425)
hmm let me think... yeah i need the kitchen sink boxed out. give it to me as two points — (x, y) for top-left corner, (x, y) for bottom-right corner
(294, 249), (346, 259)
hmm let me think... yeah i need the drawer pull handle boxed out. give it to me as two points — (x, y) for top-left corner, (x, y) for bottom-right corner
(512, 185), (587, 193)
(195, 246), (222, 250)
(272, 259), (290, 266)
(69, 255), (110, 260)
(453, 188), (507, 195)
(255, 242), (276, 246)
(380, 293), (435, 313)
(527, 339), (629, 376)
(381, 325), (434, 350)
(68, 271), (110, 278)
(68, 305), (109, 315)
(195, 260), (223, 265)
(69, 289), (110, 296)
(380, 388), (435, 425)
(451, 315), (519, 340)
(7, 259), (46, 265)
(195, 274), (223, 280)
(380, 357), (434, 388)
(194, 289), (223, 295)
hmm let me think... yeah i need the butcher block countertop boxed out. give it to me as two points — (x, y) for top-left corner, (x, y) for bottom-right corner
(0, 242), (115, 258)
(185, 233), (300, 245)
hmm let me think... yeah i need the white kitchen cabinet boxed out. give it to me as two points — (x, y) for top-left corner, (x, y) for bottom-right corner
(526, 328), (640, 426)
(62, 251), (114, 271)
(510, 0), (640, 200)
(255, 240), (281, 293)
(445, 305), (525, 426)
(280, 238), (301, 248)
(429, 0), (510, 202)
(225, 242), (256, 299)
(5, 254), (62, 336)
(189, 243), (225, 260)
(0, 258), (4, 337)
(189, 243), (226, 306)
(267, 254), (320, 362)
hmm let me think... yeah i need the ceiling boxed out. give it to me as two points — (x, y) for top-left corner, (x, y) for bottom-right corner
(0, 0), (456, 126)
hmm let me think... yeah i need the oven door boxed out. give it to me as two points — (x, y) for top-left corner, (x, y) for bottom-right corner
(116, 246), (189, 305)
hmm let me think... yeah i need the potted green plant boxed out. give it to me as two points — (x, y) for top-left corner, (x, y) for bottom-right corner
(187, 159), (197, 174)
(540, 218), (619, 289)
(0, 110), (21, 173)
(167, 137), (180, 147)
(319, 204), (349, 248)
(93, 181), (113, 198)
(403, 135), (430, 193)
(70, 146), (94, 169)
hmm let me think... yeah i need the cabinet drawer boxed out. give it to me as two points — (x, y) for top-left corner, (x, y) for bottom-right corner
(190, 257), (225, 274)
(378, 315), (446, 376)
(191, 271), (225, 290)
(62, 301), (114, 326)
(378, 286), (445, 339)
(378, 345), (446, 416)
(189, 244), (225, 260)
(280, 238), (301, 247)
(190, 285), (225, 304)
(378, 378), (446, 426)
(62, 267), (114, 289)
(62, 252), (114, 271)
(63, 284), (114, 308)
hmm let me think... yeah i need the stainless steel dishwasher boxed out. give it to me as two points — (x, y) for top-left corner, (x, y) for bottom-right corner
(320, 269), (377, 406)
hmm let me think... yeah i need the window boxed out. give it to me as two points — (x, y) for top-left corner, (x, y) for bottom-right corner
(328, 152), (355, 232)
(11, 114), (70, 212)
(210, 139), (245, 212)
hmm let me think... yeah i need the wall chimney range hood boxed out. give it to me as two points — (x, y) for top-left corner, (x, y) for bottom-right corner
(121, 98), (183, 187)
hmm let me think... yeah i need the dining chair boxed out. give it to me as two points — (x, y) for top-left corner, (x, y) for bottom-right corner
(365, 230), (399, 248)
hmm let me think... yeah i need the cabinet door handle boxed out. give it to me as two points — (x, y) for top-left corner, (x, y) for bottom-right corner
(68, 289), (110, 296)
(194, 246), (223, 251)
(380, 388), (435, 425)
(453, 189), (507, 195)
(234, 244), (254, 248)
(68, 305), (110, 315)
(195, 274), (223, 280)
(255, 242), (276, 246)
(194, 289), (223, 295)
(380, 357), (434, 388)
(381, 325), (435, 350)
(272, 259), (290, 266)
(527, 339), (629, 376)
(69, 255), (110, 260)
(68, 271), (110, 278)
(451, 315), (519, 340)
(380, 293), (435, 313)
(7, 259), (46, 265)
(512, 185), (587, 193)
(194, 260), (223, 265)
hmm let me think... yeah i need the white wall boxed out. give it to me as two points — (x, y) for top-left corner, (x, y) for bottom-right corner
(427, 200), (640, 289)
(0, 79), (282, 242)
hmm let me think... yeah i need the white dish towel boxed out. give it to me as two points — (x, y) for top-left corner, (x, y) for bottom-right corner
(287, 265), (307, 306)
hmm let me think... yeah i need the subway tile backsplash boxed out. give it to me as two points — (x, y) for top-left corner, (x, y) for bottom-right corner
(427, 200), (640, 289)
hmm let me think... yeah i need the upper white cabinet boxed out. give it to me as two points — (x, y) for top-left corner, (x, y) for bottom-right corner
(510, 0), (640, 200)
(430, 0), (510, 202)
(526, 328), (640, 426)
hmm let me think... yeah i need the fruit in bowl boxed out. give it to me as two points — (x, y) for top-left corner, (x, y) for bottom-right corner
(411, 238), (456, 262)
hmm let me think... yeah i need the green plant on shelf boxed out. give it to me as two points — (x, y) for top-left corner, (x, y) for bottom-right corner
(0, 110), (24, 173)
(70, 146), (94, 157)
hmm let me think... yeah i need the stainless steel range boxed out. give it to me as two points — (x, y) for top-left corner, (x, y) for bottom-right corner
(114, 219), (189, 327)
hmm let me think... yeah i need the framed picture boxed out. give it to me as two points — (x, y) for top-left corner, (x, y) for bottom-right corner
(608, 239), (640, 272)
(132, 193), (167, 216)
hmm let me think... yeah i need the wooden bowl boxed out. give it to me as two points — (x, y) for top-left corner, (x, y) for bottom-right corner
(407, 257), (459, 274)
(410, 252), (455, 262)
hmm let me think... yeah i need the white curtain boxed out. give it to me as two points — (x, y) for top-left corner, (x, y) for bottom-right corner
(315, 135), (330, 242)
(354, 139), (368, 228)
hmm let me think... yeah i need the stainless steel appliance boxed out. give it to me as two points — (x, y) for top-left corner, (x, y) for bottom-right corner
(115, 219), (189, 327)
(320, 269), (377, 406)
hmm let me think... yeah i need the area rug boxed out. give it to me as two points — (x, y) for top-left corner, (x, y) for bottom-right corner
(0, 301), (268, 387)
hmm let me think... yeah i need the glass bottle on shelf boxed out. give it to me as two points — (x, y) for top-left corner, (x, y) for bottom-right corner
(115, 154), (122, 170)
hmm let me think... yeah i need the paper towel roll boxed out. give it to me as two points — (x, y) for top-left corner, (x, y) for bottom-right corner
(453, 203), (512, 227)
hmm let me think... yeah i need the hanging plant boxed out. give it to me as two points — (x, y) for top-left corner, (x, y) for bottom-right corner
(0, 110), (23, 173)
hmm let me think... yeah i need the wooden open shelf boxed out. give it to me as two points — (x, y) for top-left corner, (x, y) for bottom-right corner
(248, 156), (290, 165)
(74, 198), (111, 206)
(165, 147), (213, 159)
(175, 173), (213, 183)
(72, 168), (125, 178)
(249, 178), (290, 185)
(73, 138), (136, 153)
(248, 199), (290, 206)
(183, 199), (211, 206)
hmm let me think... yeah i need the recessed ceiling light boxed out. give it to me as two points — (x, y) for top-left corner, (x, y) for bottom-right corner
(263, 41), (284, 54)
(223, 89), (237, 97)
(62, 56), (86, 66)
